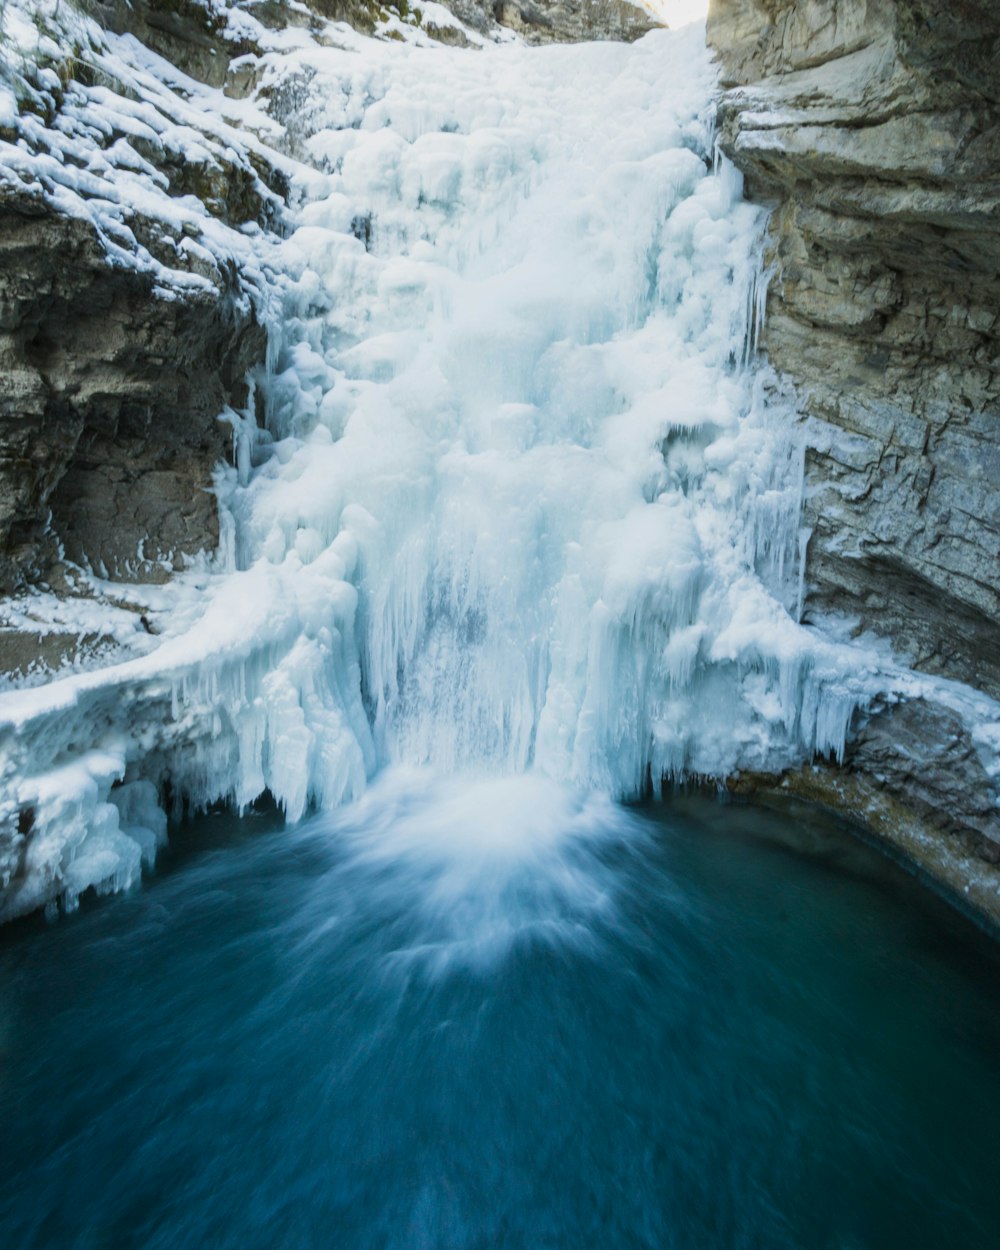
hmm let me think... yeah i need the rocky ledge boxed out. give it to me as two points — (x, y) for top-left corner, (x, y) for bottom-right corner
(710, 0), (1000, 909)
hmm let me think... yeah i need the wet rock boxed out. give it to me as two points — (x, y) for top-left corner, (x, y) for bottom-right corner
(851, 698), (1000, 856)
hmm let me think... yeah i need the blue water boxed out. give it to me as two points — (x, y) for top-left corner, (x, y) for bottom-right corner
(2, 771), (999, 1249)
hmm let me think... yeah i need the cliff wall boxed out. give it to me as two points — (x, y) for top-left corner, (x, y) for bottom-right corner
(0, 2), (291, 598)
(710, 0), (1000, 875)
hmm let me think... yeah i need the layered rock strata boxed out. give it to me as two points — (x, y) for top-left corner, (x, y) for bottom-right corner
(710, 0), (1000, 886)
(0, 185), (266, 589)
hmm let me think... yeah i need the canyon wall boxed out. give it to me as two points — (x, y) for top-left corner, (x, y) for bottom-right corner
(710, 0), (1000, 879)
(0, 1), (289, 598)
(0, 185), (266, 592)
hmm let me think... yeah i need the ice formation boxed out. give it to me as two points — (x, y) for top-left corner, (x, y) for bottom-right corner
(0, 2), (997, 919)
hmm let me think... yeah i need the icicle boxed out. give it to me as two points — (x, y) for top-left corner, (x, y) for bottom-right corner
(796, 526), (812, 623)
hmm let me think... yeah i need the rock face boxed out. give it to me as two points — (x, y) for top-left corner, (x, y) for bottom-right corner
(444, 0), (656, 43)
(91, 0), (656, 60)
(0, 1), (287, 595)
(710, 0), (1000, 868)
(0, 184), (265, 588)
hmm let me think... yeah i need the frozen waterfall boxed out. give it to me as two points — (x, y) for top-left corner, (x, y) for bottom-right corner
(0, 20), (888, 919)
(226, 25), (863, 800)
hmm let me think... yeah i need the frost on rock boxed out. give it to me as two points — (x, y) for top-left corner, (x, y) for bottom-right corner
(0, 2), (286, 302)
(0, 3), (997, 920)
(0, 0), (301, 595)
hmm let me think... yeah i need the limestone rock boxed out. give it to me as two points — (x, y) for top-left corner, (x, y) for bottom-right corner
(0, 181), (266, 590)
(851, 698), (1000, 857)
(462, 0), (657, 43)
(709, 0), (1000, 851)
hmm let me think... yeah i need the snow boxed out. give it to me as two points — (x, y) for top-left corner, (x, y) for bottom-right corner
(0, 1), (997, 920)
(0, 0), (287, 312)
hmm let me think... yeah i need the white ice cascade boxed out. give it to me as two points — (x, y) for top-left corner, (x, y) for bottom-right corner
(212, 24), (864, 808)
(0, 21), (886, 918)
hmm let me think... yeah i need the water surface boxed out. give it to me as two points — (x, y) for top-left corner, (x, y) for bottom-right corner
(2, 772), (999, 1249)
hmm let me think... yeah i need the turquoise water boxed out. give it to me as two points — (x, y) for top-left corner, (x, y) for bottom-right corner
(1, 772), (999, 1249)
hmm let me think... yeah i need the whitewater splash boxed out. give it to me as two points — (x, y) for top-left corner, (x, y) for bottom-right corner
(0, 18), (882, 917)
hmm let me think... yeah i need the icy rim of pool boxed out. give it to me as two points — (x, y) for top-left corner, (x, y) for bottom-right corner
(0, 1), (997, 921)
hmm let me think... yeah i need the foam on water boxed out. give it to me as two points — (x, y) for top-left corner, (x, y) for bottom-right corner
(302, 768), (645, 974)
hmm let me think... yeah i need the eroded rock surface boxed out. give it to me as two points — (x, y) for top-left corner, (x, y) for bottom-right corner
(90, 0), (656, 67)
(0, 185), (265, 587)
(710, 0), (1000, 857)
(0, 3), (292, 594)
(711, 0), (1000, 692)
(445, 0), (656, 42)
